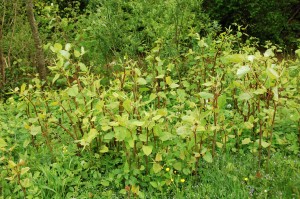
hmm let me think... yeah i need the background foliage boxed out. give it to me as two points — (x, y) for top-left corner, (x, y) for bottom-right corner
(0, 0), (299, 198)
(203, 0), (300, 49)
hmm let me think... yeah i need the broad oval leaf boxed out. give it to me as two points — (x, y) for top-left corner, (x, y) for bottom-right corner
(153, 163), (162, 173)
(30, 125), (41, 136)
(238, 92), (252, 101)
(242, 138), (252, 145)
(266, 68), (279, 79)
(60, 50), (70, 59)
(142, 145), (153, 156)
(199, 92), (214, 99)
(137, 78), (147, 85)
(237, 65), (251, 78)
(68, 86), (79, 97)
(203, 152), (213, 163)
(0, 138), (7, 148)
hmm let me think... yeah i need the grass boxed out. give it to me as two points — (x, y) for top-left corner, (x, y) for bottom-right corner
(2, 150), (298, 199)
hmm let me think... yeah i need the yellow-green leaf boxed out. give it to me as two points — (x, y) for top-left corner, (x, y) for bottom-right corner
(155, 153), (162, 162)
(53, 43), (62, 53)
(242, 138), (252, 145)
(20, 167), (30, 175)
(74, 50), (81, 58)
(142, 145), (153, 156)
(165, 76), (172, 85)
(137, 78), (147, 85)
(203, 152), (213, 163)
(237, 65), (251, 78)
(173, 162), (182, 171)
(20, 178), (31, 188)
(30, 125), (41, 136)
(199, 92), (214, 99)
(0, 138), (7, 148)
(153, 163), (162, 173)
(266, 67), (279, 79)
(100, 145), (109, 153)
(261, 140), (270, 148)
(67, 86), (79, 97)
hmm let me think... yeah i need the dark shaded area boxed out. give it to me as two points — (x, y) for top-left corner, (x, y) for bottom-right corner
(203, 0), (300, 49)
(45, 0), (89, 17)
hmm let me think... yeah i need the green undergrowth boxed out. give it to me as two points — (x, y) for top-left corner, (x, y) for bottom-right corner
(0, 28), (300, 198)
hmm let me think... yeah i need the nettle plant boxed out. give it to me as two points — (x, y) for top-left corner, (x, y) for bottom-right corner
(13, 31), (299, 196)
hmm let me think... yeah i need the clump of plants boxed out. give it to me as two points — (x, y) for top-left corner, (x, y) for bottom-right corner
(0, 26), (299, 198)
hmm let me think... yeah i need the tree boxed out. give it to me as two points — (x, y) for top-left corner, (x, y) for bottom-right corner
(0, 0), (6, 88)
(26, 0), (47, 80)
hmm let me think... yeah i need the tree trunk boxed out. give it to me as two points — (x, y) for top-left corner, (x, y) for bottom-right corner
(26, 0), (47, 80)
(0, 1), (5, 88)
(0, 21), (5, 88)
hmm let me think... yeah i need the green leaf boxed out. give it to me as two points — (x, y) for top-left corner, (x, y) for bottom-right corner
(173, 162), (182, 171)
(104, 132), (114, 140)
(261, 140), (270, 148)
(244, 122), (253, 129)
(272, 87), (278, 101)
(176, 126), (188, 137)
(85, 128), (98, 143)
(23, 139), (30, 148)
(225, 54), (245, 63)
(30, 125), (41, 136)
(264, 49), (274, 57)
(165, 76), (172, 85)
(238, 92), (252, 101)
(153, 163), (162, 173)
(74, 50), (81, 58)
(150, 181), (158, 188)
(100, 145), (109, 153)
(20, 167), (30, 175)
(20, 178), (31, 188)
(156, 74), (164, 79)
(123, 99), (132, 112)
(253, 88), (266, 95)
(101, 180), (110, 187)
(199, 92), (214, 99)
(295, 49), (300, 58)
(155, 153), (162, 162)
(52, 74), (60, 84)
(65, 43), (72, 51)
(68, 86), (79, 97)
(131, 120), (144, 127)
(242, 138), (252, 145)
(216, 142), (223, 148)
(158, 132), (174, 141)
(169, 83), (179, 89)
(137, 78), (147, 85)
(53, 43), (62, 53)
(20, 83), (26, 94)
(139, 134), (147, 142)
(0, 138), (7, 148)
(266, 68), (279, 79)
(142, 145), (153, 156)
(202, 82), (213, 87)
(203, 152), (213, 163)
(237, 65), (251, 78)
(217, 95), (227, 109)
(79, 62), (88, 72)
(60, 50), (70, 59)
(152, 115), (162, 121)
(114, 127), (127, 141)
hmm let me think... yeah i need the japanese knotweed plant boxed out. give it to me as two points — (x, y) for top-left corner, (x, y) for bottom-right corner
(180, 28), (299, 175)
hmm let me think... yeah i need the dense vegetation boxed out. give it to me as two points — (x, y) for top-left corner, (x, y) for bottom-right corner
(203, 0), (300, 49)
(0, 0), (299, 198)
